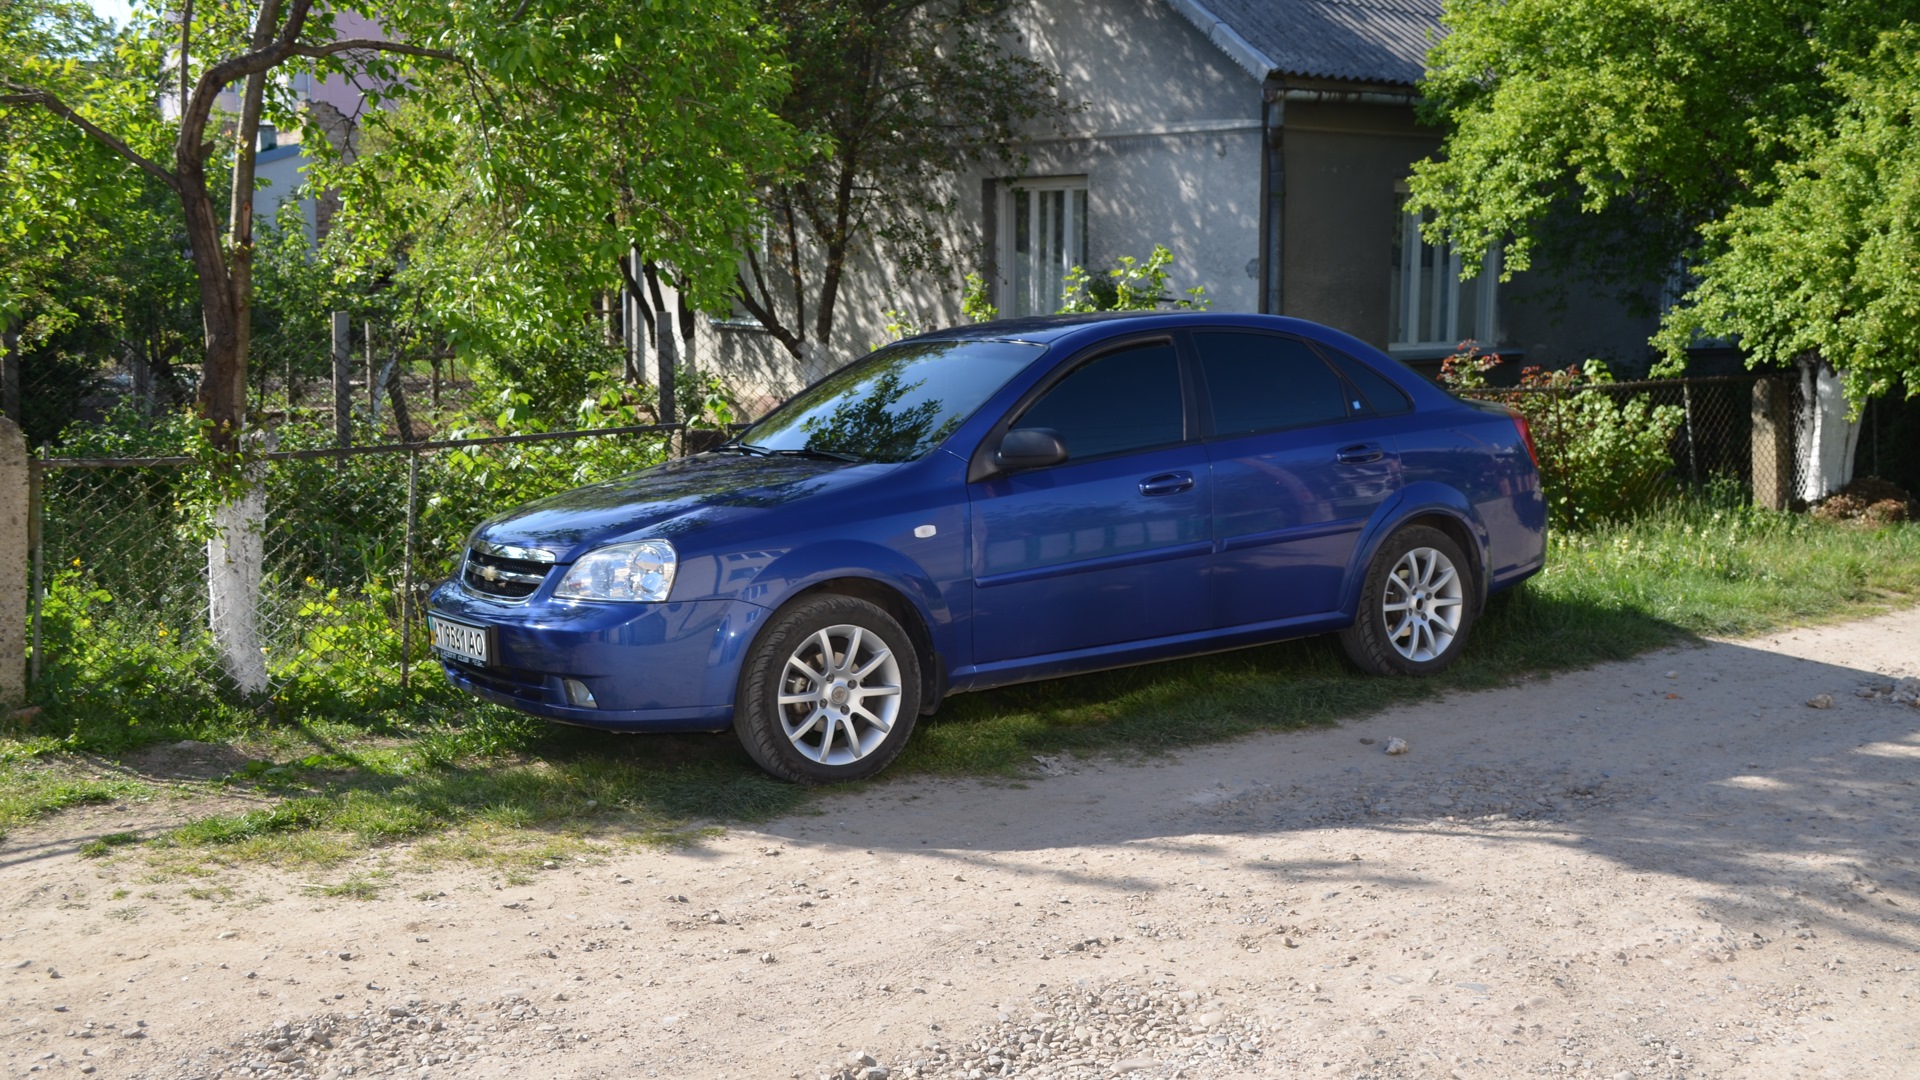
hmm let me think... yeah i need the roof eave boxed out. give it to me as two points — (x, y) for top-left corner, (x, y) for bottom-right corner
(1163, 0), (1277, 83)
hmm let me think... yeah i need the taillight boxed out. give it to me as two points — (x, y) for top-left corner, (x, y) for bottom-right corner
(1507, 409), (1540, 469)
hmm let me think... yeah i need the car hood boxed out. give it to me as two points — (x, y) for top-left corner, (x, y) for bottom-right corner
(470, 452), (881, 561)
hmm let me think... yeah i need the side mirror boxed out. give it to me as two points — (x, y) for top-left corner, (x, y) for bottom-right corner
(994, 427), (1069, 471)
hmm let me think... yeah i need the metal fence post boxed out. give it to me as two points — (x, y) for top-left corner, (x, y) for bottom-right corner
(0, 417), (27, 707)
(1, 318), (19, 425)
(332, 311), (352, 448)
(400, 450), (418, 688)
(1682, 380), (1700, 487)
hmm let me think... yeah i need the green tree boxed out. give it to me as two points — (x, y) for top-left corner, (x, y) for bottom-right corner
(731, 0), (1069, 372)
(5, 0), (796, 447)
(322, 1), (797, 411)
(1655, 29), (1920, 401)
(0, 1), (199, 438)
(1406, 0), (1920, 331)
(2, 0), (462, 447)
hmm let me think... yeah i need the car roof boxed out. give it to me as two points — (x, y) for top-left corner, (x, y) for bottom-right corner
(914, 310), (1374, 354)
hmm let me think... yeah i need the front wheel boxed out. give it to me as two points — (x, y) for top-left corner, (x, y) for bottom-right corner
(734, 594), (922, 784)
(1338, 526), (1475, 676)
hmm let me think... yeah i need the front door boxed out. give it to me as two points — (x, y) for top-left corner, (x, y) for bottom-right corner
(968, 340), (1212, 665)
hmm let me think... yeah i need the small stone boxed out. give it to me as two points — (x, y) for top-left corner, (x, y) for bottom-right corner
(338, 951), (352, 961)
(707, 912), (727, 924)
(1113, 1058), (1158, 1073)
(1358, 737), (1375, 745)
(1807, 694), (1833, 709)
(217, 931), (237, 940)
(1195, 1010), (1225, 1028)
(120, 1028), (145, 1039)
(848, 1051), (878, 1068)
(1384, 738), (1409, 755)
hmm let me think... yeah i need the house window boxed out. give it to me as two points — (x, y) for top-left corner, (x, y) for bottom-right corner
(999, 179), (1087, 317)
(1388, 191), (1499, 354)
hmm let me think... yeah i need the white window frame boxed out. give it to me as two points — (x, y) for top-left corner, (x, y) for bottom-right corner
(997, 177), (1088, 318)
(1390, 186), (1499, 356)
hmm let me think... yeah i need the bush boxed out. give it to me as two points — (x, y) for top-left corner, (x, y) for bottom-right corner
(1442, 350), (1685, 529)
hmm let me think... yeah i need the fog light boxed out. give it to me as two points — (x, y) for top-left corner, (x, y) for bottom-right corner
(562, 679), (598, 708)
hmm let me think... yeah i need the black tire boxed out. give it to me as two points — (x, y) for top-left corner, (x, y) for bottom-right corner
(734, 593), (923, 784)
(1338, 525), (1476, 677)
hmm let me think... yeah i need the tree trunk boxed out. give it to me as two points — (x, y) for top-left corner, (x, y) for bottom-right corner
(207, 434), (271, 699)
(1795, 355), (1860, 503)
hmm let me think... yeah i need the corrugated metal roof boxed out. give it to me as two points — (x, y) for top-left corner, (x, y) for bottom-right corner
(1165, 0), (1444, 87)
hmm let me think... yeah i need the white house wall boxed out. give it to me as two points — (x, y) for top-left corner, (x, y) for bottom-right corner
(695, 0), (1266, 414)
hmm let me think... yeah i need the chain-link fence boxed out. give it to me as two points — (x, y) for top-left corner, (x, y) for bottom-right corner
(1455, 371), (1919, 521)
(27, 424), (683, 722)
(1455, 374), (1776, 524)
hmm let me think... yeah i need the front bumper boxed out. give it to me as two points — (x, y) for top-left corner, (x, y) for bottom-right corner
(426, 581), (769, 732)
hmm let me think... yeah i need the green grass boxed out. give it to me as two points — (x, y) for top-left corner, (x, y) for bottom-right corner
(9, 503), (1920, 868)
(0, 762), (152, 842)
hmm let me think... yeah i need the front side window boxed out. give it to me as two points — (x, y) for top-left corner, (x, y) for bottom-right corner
(1388, 189), (1499, 354)
(1013, 341), (1184, 460)
(1000, 178), (1088, 317)
(1194, 332), (1349, 436)
(740, 339), (1040, 463)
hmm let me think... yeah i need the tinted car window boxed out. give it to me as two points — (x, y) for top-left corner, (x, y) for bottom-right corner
(1196, 331), (1349, 436)
(1015, 341), (1184, 460)
(741, 338), (1041, 462)
(1324, 347), (1414, 416)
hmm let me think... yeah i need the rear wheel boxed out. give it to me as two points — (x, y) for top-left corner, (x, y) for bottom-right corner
(734, 594), (922, 784)
(1338, 525), (1474, 676)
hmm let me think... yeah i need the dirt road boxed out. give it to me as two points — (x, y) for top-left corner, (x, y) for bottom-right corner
(5, 608), (1919, 1080)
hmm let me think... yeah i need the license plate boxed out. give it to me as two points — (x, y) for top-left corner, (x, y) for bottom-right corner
(428, 615), (491, 665)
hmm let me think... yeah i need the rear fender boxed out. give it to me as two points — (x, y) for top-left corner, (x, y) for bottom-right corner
(1342, 484), (1491, 619)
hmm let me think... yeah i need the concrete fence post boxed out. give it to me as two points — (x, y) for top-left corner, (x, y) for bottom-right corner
(1751, 375), (1793, 511)
(0, 416), (26, 709)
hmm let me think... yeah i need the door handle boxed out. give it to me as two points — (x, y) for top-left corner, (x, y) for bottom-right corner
(1336, 443), (1385, 464)
(1138, 471), (1195, 496)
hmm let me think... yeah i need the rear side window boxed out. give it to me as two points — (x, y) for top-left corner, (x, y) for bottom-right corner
(1324, 347), (1415, 415)
(1015, 341), (1184, 460)
(1195, 331), (1349, 436)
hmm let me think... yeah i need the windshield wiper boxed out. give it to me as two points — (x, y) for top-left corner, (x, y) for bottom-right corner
(715, 442), (772, 456)
(769, 447), (868, 463)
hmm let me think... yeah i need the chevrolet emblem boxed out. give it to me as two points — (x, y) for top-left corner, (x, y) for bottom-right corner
(479, 564), (501, 582)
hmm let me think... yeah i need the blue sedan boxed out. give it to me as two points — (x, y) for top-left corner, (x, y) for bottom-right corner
(426, 312), (1545, 783)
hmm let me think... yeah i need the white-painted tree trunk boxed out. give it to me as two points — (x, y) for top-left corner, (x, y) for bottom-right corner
(1795, 357), (1861, 503)
(207, 465), (270, 698)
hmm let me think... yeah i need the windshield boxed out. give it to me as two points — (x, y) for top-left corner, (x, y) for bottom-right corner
(734, 338), (1042, 463)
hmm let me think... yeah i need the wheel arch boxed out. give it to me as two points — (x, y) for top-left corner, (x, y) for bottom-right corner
(754, 575), (946, 715)
(1349, 488), (1492, 618)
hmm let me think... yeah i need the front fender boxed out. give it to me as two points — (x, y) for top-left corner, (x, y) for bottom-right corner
(721, 538), (963, 672)
(1341, 483), (1492, 618)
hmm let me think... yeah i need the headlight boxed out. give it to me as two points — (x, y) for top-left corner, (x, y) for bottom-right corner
(553, 540), (677, 602)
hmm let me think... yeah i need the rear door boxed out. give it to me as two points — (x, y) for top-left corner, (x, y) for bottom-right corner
(966, 338), (1212, 664)
(1193, 330), (1406, 627)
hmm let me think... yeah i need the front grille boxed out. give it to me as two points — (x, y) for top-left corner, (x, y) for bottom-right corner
(462, 548), (552, 600)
